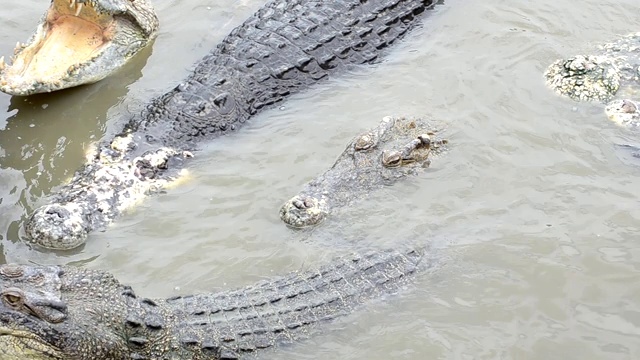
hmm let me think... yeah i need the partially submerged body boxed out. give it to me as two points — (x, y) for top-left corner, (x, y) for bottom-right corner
(605, 98), (640, 128)
(25, 137), (194, 250)
(545, 32), (640, 128)
(280, 116), (447, 228)
(0, 0), (158, 95)
(0, 247), (425, 359)
(24, 0), (440, 250)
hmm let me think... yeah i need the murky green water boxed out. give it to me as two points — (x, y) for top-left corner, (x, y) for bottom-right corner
(1, 0), (639, 358)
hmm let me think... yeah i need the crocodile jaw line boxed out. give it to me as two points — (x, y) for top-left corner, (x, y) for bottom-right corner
(0, 0), (129, 95)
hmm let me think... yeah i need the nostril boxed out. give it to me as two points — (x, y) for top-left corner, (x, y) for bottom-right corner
(292, 197), (315, 210)
(45, 208), (66, 219)
(292, 199), (306, 209)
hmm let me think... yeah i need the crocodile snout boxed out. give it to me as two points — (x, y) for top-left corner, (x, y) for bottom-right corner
(24, 203), (89, 250)
(279, 195), (328, 228)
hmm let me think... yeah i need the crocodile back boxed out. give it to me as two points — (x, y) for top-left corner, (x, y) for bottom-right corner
(130, 0), (436, 147)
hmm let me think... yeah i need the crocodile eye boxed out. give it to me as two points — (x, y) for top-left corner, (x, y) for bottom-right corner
(2, 292), (23, 307)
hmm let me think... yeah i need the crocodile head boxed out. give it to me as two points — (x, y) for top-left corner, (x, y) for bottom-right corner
(0, 0), (158, 96)
(0, 264), (130, 359)
(280, 116), (447, 228)
(279, 195), (330, 229)
(544, 55), (621, 102)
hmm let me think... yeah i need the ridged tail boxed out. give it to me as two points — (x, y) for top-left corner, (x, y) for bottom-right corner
(165, 248), (425, 359)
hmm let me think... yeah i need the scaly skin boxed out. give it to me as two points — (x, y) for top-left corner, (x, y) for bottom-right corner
(25, 0), (439, 249)
(0, 248), (425, 359)
(544, 32), (640, 127)
(0, 0), (158, 96)
(280, 116), (447, 228)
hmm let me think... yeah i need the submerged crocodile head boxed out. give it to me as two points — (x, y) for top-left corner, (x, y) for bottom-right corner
(544, 55), (621, 102)
(545, 33), (640, 164)
(0, 264), (131, 359)
(0, 0), (158, 96)
(280, 116), (447, 228)
(25, 138), (193, 250)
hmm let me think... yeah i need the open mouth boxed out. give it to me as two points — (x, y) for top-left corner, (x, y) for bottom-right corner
(0, 327), (63, 359)
(0, 0), (158, 96)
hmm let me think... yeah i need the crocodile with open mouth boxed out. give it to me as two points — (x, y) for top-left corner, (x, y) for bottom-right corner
(0, 0), (158, 96)
(0, 247), (426, 359)
(24, 0), (441, 250)
(280, 116), (447, 228)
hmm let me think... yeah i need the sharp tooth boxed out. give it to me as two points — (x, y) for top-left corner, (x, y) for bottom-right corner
(75, 2), (83, 16)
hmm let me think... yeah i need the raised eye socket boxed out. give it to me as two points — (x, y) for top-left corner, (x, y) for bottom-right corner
(3, 293), (22, 307)
(621, 99), (638, 113)
(354, 134), (374, 151)
(382, 151), (402, 168)
(0, 265), (24, 278)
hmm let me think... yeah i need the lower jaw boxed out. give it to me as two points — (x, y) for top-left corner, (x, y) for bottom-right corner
(0, 4), (114, 95)
(0, 332), (63, 360)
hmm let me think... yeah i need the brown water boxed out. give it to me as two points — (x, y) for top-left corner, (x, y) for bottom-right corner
(1, 0), (640, 359)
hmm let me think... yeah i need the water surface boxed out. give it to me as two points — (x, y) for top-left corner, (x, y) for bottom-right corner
(0, 0), (639, 358)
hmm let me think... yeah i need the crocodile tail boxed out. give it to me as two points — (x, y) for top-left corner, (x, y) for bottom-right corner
(166, 248), (425, 359)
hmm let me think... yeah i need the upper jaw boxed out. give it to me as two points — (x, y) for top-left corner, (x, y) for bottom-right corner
(0, 0), (158, 96)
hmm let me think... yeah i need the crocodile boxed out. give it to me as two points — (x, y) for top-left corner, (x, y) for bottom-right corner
(544, 32), (640, 128)
(280, 116), (447, 228)
(24, 0), (440, 250)
(0, 247), (425, 359)
(0, 0), (159, 96)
